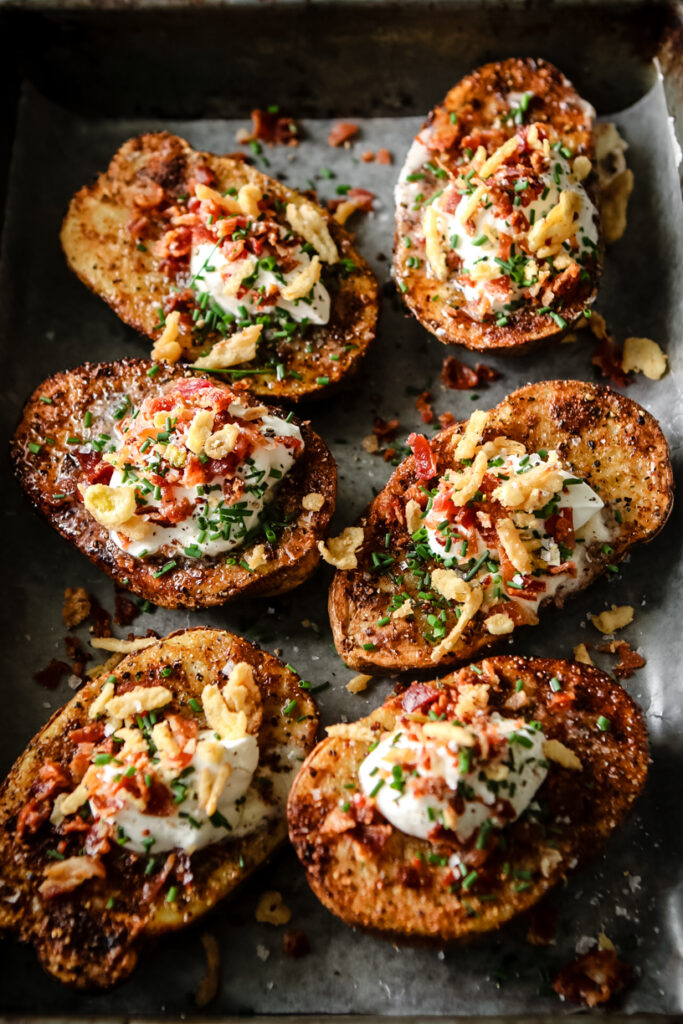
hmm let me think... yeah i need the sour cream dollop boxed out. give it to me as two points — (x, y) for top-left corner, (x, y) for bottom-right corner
(191, 233), (331, 327)
(434, 149), (598, 316)
(98, 731), (263, 855)
(358, 713), (547, 843)
(83, 378), (304, 561)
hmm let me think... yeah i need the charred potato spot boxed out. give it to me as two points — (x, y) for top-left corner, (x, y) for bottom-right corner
(11, 359), (337, 609)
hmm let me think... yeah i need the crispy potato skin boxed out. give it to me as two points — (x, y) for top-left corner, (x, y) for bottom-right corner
(394, 58), (601, 352)
(329, 380), (673, 672)
(11, 359), (337, 608)
(61, 132), (378, 400)
(288, 656), (648, 943)
(0, 628), (318, 989)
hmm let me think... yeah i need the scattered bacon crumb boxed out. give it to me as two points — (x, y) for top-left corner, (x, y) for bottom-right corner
(526, 900), (558, 946)
(612, 641), (646, 679)
(552, 949), (632, 1007)
(373, 417), (400, 443)
(283, 928), (311, 958)
(88, 594), (112, 638)
(360, 148), (392, 165)
(383, 448), (396, 463)
(415, 390), (434, 424)
(328, 121), (359, 147)
(347, 187), (374, 212)
(114, 592), (141, 627)
(441, 356), (500, 390)
(241, 109), (300, 147)
(34, 659), (71, 690)
(589, 314), (631, 387)
(62, 587), (91, 628)
(438, 412), (456, 429)
(328, 187), (375, 219)
(64, 636), (91, 678)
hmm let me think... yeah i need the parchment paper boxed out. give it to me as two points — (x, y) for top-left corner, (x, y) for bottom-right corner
(1, 73), (682, 1015)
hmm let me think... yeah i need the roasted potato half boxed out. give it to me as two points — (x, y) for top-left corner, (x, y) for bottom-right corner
(0, 627), (318, 989)
(288, 656), (648, 943)
(11, 359), (336, 608)
(61, 132), (379, 400)
(394, 58), (601, 351)
(328, 380), (672, 672)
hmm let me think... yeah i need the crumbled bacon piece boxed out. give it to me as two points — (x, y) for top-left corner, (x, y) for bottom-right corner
(397, 861), (428, 888)
(407, 433), (437, 481)
(89, 594), (112, 638)
(133, 180), (165, 210)
(439, 412), (456, 429)
(283, 929), (311, 958)
(114, 592), (140, 627)
(402, 682), (439, 713)
(346, 187), (374, 212)
(372, 417), (400, 443)
(62, 587), (91, 628)
(64, 636), (90, 677)
(589, 316), (630, 387)
(34, 659), (71, 690)
(441, 355), (500, 390)
(613, 641), (646, 679)
(375, 148), (392, 165)
(127, 215), (149, 238)
(16, 761), (72, 841)
(553, 949), (632, 1007)
(415, 390), (434, 424)
(352, 823), (392, 852)
(244, 108), (301, 147)
(361, 150), (374, 163)
(328, 121), (359, 147)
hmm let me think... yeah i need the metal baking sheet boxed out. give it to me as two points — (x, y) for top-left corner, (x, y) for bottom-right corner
(1, 5), (683, 1017)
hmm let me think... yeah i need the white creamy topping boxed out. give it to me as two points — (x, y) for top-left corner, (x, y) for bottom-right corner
(425, 448), (604, 567)
(191, 236), (330, 326)
(98, 731), (261, 855)
(358, 713), (547, 843)
(433, 153), (599, 314)
(109, 406), (302, 559)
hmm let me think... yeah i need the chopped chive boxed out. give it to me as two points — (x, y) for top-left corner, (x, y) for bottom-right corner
(28, 442), (42, 454)
(166, 886), (179, 903)
(188, 698), (202, 713)
(153, 560), (177, 578)
(597, 715), (611, 732)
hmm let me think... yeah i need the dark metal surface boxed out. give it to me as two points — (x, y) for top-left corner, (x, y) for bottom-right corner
(0, 1), (682, 1019)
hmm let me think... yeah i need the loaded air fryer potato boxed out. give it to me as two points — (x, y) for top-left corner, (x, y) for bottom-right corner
(394, 58), (601, 351)
(11, 359), (336, 607)
(61, 132), (379, 400)
(288, 656), (648, 942)
(328, 380), (672, 672)
(0, 628), (318, 988)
